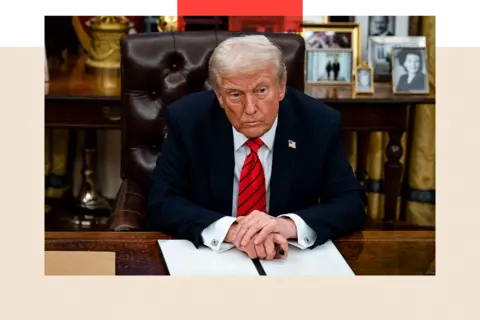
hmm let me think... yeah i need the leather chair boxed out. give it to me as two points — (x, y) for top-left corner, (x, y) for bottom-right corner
(109, 31), (306, 231)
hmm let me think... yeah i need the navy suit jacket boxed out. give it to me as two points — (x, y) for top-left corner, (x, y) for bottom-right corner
(146, 87), (367, 248)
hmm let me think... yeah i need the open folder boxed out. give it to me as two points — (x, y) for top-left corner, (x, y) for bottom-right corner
(157, 239), (355, 276)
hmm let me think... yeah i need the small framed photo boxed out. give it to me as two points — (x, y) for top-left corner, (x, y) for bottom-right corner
(301, 22), (361, 67)
(392, 47), (429, 94)
(305, 49), (353, 85)
(354, 62), (374, 94)
(368, 36), (426, 81)
(368, 16), (396, 36)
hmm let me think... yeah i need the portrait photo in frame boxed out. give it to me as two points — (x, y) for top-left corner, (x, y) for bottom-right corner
(368, 16), (396, 36)
(392, 46), (429, 95)
(301, 22), (361, 68)
(368, 36), (426, 81)
(305, 48), (353, 85)
(354, 62), (374, 94)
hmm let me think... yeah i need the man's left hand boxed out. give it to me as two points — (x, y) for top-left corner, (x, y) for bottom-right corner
(234, 210), (297, 247)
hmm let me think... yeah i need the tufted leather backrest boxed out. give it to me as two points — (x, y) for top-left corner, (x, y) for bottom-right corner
(120, 31), (306, 192)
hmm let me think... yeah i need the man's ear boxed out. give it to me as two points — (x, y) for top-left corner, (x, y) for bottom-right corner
(278, 83), (287, 101)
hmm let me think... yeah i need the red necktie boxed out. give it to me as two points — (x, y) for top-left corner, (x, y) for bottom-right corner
(237, 138), (266, 217)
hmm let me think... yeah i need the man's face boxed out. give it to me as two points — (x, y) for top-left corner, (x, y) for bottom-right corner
(372, 16), (388, 33)
(214, 68), (286, 138)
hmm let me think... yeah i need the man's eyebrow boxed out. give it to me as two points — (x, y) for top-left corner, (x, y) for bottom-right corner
(252, 78), (270, 87)
(223, 85), (244, 91)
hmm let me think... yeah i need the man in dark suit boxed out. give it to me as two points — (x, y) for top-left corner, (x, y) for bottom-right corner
(326, 60), (332, 79)
(147, 35), (366, 260)
(332, 57), (341, 80)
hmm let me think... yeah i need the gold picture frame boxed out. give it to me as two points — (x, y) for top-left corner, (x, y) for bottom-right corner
(300, 22), (361, 68)
(391, 46), (430, 95)
(354, 61), (374, 94)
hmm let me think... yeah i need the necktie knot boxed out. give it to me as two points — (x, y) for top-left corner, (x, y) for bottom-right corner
(246, 138), (263, 153)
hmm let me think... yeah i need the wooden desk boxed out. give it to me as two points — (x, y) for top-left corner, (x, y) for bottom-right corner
(45, 55), (436, 228)
(45, 55), (121, 129)
(45, 231), (435, 275)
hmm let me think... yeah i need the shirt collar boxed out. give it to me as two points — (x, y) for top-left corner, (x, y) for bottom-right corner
(232, 116), (278, 152)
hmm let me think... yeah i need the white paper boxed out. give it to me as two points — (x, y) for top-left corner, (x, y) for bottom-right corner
(260, 240), (355, 276)
(158, 240), (259, 276)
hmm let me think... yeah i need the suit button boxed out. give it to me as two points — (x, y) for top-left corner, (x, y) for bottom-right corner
(211, 239), (219, 246)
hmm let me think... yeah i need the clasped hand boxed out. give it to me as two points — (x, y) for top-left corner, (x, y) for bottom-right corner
(226, 210), (294, 260)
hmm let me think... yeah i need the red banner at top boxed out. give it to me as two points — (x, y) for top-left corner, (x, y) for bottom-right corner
(177, 0), (303, 16)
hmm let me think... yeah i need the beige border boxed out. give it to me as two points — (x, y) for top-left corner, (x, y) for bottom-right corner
(2, 46), (480, 319)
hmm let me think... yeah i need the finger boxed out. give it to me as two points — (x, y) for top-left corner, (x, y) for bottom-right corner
(240, 222), (265, 247)
(234, 211), (267, 246)
(253, 220), (276, 245)
(255, 243), (266, 259)
(234, 217), (261, 247)
(264, 235), (276, 260)
(248, 245), (258, 259)
(272, 234), (289, 260)
(245, 245), (257, 259)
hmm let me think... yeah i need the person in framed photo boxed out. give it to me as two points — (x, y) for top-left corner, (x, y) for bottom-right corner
(393, 48), (428, 93)
(332, 57), (340, 80)
(356, 69), (372, 92)
(326, 60), (332, 79)
(369, 16), (395, 36)
(306, 49), (353, 84)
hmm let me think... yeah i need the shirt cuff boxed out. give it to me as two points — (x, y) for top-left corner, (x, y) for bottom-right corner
(278, 213), (317, 249)
(201, 216), (236, 252)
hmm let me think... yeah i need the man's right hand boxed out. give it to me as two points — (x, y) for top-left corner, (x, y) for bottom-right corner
(225, 223), (288, 260)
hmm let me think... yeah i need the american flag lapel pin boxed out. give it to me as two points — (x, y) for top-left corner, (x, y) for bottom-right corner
(288, 139), (296, 149)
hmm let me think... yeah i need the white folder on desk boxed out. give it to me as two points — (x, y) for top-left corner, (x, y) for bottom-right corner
(158, 239), (354, 276)
(260, 240), (355, 276)
(158, 240), (259, 276)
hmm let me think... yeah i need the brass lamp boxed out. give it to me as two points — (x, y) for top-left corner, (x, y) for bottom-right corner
(83, 16), (133, 73)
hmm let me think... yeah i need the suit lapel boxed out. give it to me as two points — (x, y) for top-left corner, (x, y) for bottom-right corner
(208, 104), (234, 215)
(269, 95), (298, 215)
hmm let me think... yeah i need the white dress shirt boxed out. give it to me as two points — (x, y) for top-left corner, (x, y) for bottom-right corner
(201, 116), (317, 252)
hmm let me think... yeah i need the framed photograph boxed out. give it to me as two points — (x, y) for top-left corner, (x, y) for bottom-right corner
(354, 62), (374, 94)
(392, 47), (429, 94)
(301, 23), (361, 67)
(368, 16), (396, 36)
(305, 49), (353, 85)
(354, 12), (410, 61)
(302, 16), (329, 24)
(368, 36), (426, 80)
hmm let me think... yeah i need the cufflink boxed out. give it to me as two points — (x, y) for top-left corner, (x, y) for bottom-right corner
(211, 239), (219, 246)
(305, 237), (310, 244)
